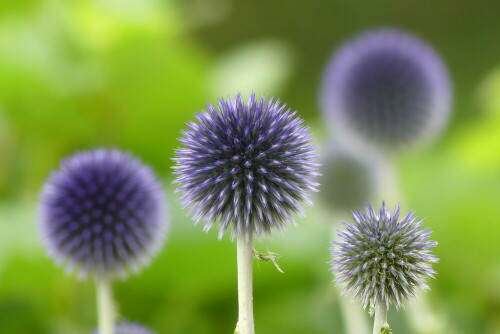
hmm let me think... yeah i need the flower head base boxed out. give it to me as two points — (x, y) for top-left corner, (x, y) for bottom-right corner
(174, 93), (319, 238)
(38, 149), (167, 279)
(331, 203), (438, 310)
(321, 28), (452, 149)
(92, 321), (156, 334)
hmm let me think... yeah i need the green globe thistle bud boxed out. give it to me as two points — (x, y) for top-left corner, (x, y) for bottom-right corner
(331, 203), (438, 310)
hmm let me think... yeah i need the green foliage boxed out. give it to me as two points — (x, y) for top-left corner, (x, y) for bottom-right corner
(0, 0), (209, 199)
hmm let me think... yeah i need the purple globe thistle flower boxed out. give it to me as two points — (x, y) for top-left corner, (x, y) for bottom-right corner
(321, 28), (452, 149)
(318, 147), (378, 213)
(173, 93), (319, 238)
(92, 321), (156, 334)
(330, 203), (438, 310)
(38, 148), (167, 279)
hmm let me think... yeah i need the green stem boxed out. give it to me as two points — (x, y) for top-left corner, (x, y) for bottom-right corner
(339, 293), (370, 334)
(236, 234), (255, 334)
(372, 302), (388, 334)
(97, 278), (115, 334)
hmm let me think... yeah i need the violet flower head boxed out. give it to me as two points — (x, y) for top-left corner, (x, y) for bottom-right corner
(319, 148), (376, 213)
(38, 148), (167, 279)
(92, 321), (156, 334)
(321, 28), (452, 149)
(330, 203), (438, 310)
(174, 93), (319, 238)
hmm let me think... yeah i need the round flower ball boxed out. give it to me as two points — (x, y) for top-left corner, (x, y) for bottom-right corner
(321, 28), (452, 149)
(38, 148), (168, 279)
(331, 203), (438, 310)
(318, 146), (384, 213)
(92, 321), (156, 334)
(174, 93), (319, 238)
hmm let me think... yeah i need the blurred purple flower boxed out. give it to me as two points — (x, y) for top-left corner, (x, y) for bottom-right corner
(92, 321), (156, 334)
(321, 28), (452, 148)
(330, 203), (438, 310)
(318, 148), (376, 212)
(173, 93), (319, 238)
(38, 148), (167, 279)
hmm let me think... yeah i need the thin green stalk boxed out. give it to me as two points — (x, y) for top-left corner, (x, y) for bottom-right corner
(372, 302), (388, 334)
(236, 233), (255, 334)
(97, 278), (115, 334)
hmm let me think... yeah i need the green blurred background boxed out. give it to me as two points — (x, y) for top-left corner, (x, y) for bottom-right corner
(1, 0), (500, 333)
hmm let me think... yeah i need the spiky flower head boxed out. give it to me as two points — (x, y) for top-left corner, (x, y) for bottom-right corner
(173, 93), (319, 238)
(321, 28), (452, 149)
(330, 203), (438, 310)
(92, 321), (156, 334)
(318, 147), (378, 213)
(38, 148), (167, 279)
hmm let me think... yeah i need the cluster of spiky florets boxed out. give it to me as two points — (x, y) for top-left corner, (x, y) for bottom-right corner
(92, 321), (156, 334)
(321, 28), (452, 149)
(331, 203), (438, 310)
(318, 147), (377, 212)
(174, 93), (319, 238)
(38, 149), (167, 279)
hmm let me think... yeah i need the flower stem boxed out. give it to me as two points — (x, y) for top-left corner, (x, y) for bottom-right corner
(339, 293), (370, 334)
(96, 278), (115, 334)
(236, 233), (255, 334)
(372, 302), (388, 334)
